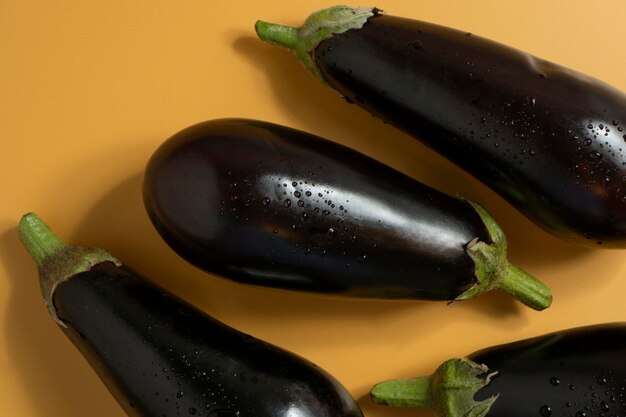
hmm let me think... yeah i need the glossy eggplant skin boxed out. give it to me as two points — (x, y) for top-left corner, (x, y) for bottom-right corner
(143, 118), (493, 301)
(312, 13), (626, 247)
(53, 261), (363, 417)
(471, 323), (626, 417)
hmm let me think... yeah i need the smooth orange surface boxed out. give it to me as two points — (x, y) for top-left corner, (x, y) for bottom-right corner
(1, 1), (626, 416)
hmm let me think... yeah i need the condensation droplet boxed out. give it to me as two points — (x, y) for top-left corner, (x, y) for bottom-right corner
(550, 377), (560, 386)
(283, 199), (292, 208)
(262, 197), (271, 206)
(601, 401), (610, 412)
(539, 405), (552, 417)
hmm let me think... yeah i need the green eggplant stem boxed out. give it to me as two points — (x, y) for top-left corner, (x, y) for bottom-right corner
(371, 358), (499, 417)
(456, 202), (552, 311)
(18, 212), (67, 268)
(370, 375), (432, 408)
(255, 21), (298, 49)
(18, 212), (120, 326)
(255, 5), (376, 82)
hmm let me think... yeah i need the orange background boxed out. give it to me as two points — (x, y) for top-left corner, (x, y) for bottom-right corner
(1, 1), (626, 416)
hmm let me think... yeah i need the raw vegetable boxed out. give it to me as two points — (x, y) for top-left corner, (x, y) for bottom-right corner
(142, 118), (550, 310)
(256, 6), (626, 248)
(18, 212), (364, 417)
(370, 323), (626, 417)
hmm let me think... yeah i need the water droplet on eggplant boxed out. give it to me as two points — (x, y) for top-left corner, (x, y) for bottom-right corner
(539, 405), (552, 417)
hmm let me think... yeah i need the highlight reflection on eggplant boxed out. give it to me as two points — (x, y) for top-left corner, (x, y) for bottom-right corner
(142, 118), (550, 310)
(256, 6), (626, 248)
(18, 213), (364, 417)
(371, 323), (626, 417)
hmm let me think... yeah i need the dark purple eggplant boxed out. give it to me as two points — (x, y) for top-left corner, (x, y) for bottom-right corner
(142, 118), (550, 310)
(370, 323), (626, 417)
(18, 213), (363, 417)
(255, 6), (626, 248)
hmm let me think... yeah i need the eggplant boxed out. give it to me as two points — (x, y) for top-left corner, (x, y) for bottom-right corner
(142, 118), (550, 310)
(18, 213), (364, 417)
(370, 323), (626, 417)
(255, 6), (626, 248)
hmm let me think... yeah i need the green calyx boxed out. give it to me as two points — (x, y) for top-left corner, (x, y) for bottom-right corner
(255, 5), (377, 82)
(456, 202), (552, 311)
(371, 358), (498, 417)
(18, 213), (120, 326)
